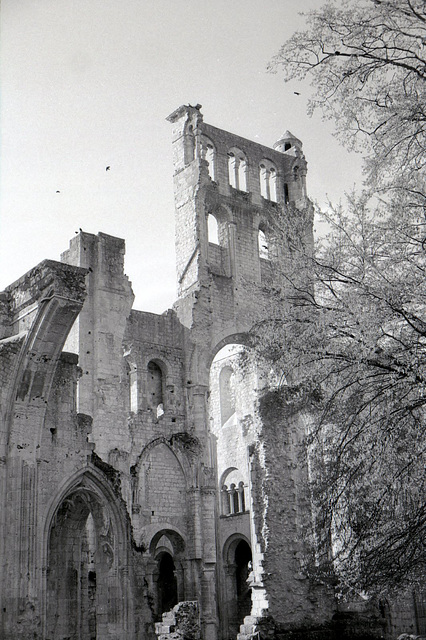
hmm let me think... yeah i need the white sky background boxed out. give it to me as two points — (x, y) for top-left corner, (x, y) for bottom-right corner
(0, 0), (364, 313)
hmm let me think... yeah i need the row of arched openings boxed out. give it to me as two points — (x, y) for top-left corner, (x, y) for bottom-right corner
(200, 135), (297, 203)
(220, 468), (247, 516)
(221, 481), (246, 515)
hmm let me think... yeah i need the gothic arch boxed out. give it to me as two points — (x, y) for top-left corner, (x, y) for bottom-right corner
(42, 465), (133, 639)
(4, 286), (85, 456)
(146, 527), (187, 619)
(148, 526), (186, 557)
(132, 436), (191, 480)
(131, 438), (190, 531)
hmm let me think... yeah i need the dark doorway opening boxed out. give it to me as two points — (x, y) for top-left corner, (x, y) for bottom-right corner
(157, 552), (178, 616)
(235, 540), (252, 625)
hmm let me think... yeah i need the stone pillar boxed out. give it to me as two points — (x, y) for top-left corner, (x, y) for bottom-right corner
(175, 561), (185, 603)
(247, 391), (335, 630)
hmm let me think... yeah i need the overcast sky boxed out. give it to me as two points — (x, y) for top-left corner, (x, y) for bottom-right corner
(0, 0), (364, 312)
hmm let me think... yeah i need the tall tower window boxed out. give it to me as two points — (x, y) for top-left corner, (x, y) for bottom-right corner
(147, 360), (164, 418)
(228, 148), (248, 192)
(258, 227), (269, 260)
(208, 214), (220, 245)
(269, 168), (277, 202)
(200, 135), (216, 181)
(184, 124), (195, 164)
(128, 364), (138, 413)
(259, 160), (278, 202)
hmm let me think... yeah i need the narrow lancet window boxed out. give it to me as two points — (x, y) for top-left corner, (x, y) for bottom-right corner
(208, 214), (219, 245)
(259, 160), (277, 201)
(258, 228), (269, 260)
(200, 136), (216, 181)
(228, 148), (248, 191)
(147, 360), (164, 418)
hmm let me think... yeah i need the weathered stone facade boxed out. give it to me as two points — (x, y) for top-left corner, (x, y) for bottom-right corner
(0, 105), (423, 639)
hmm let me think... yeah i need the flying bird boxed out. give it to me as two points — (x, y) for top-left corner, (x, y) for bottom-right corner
(106, 166), (111, 171)
(293, 91), (300, 95)
(56, 190), (60, 193)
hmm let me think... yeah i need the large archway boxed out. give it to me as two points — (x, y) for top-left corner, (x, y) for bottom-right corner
(147, 528), (186, 620)
(222, 535), (253, 637)
(45, 473), (130, 640)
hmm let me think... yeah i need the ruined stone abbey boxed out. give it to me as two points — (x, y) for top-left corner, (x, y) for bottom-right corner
(0, 105), (421, 639)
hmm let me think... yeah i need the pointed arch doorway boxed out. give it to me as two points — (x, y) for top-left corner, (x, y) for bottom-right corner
(45, 473), (131, 640)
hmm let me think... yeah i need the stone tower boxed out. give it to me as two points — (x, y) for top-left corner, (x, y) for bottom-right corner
(165, 105), (333, 638)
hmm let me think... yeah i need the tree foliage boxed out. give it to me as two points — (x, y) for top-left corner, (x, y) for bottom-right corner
(269, 0), (425, 201)
(252, 195), (425, 595)
(254, 0), (426, 597)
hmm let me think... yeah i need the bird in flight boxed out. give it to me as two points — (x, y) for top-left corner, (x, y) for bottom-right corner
(106, 166), (111, 171)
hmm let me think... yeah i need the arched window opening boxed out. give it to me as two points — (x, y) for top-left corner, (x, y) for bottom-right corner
(284, 183), (289, 204)
(238, 481), (246, 512)
(228, 148), (248, 192)
(205, 144), (215, 180)
(231, 484), (239, 514)
(228, 153), (237, 189)
(157, 552), (178, 616)
(293, 165), (299, 181)
(200, 136), (216, 181)
(219, 365), (235, 426)
(184, 124), (195, 164)
(258, 228), (269, 260)
(235, 541), (252, 625)
(259, 164), (268, 199)
(129, 364), (138, 413)
(221, 484), (230, 515)
(147, 361), (164, 417)
(220, 471), (247, 515)
(208, 213), (220, 245)
(239, 158), (248, 191)
(259, 160), (277, 201)
(284, 142), (292, 151)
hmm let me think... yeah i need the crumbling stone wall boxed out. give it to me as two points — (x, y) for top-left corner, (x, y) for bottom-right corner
(251, 390), (335, 628)
(0, 260), (156, 639)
